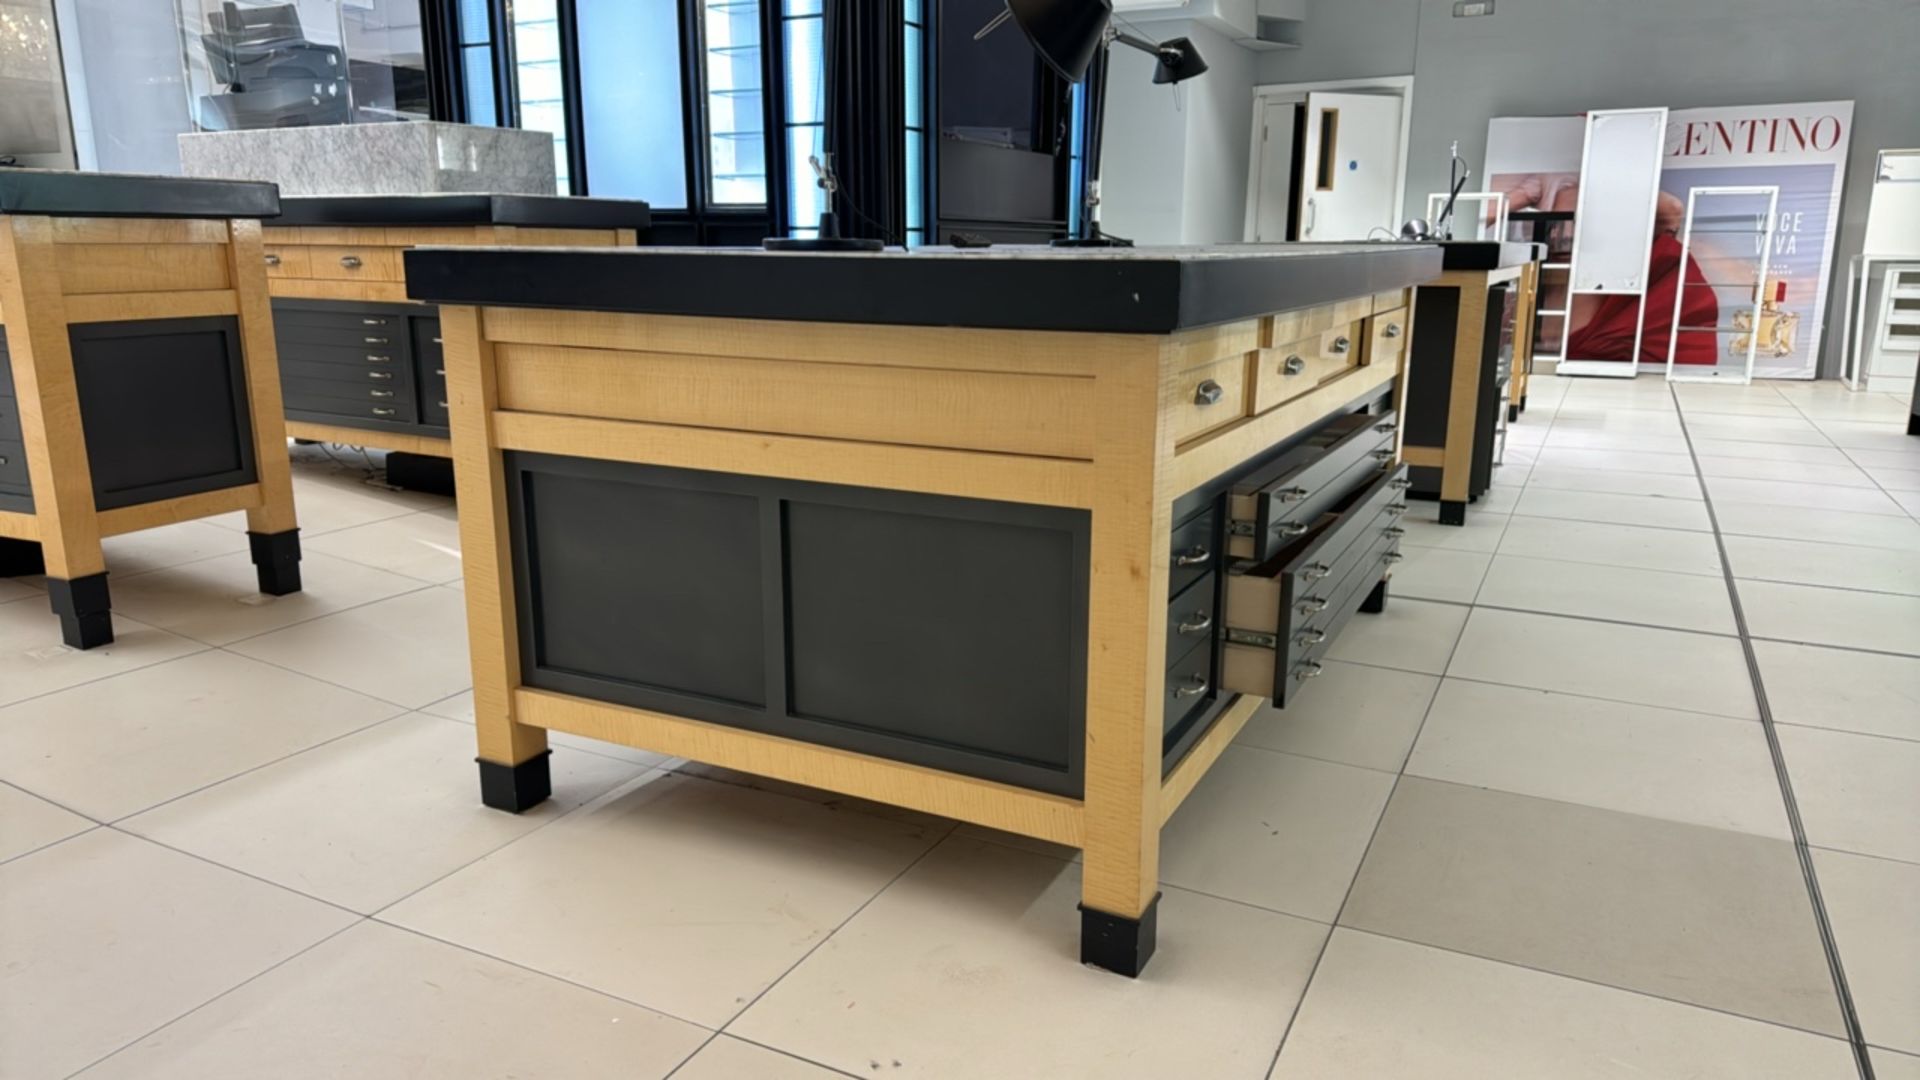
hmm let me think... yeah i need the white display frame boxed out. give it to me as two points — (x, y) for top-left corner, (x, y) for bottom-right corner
(1425, 191), (1509, 242)
(1664, 185), (1778, 386)
(1559, 106), (1670, 379)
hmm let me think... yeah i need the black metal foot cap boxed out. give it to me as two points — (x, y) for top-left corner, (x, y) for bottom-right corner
(386, 452), (456, 496)
(1438, 500), (1467, 527)
(1080, 894), (1159, 977)
(1507, 403), (1520, 423)
(0, 537), (46, 577)
(1908, 413), (1920, 436)
(1360, 577), (1389, 614)
(248, 529), (303, 596)
(47, 573), (112, 649)
(478, 752), (553, 813)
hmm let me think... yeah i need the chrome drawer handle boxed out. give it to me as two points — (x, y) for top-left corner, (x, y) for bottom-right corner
(1383, 323), (1402, 338)
(1193, 379), (1225, 406)
(362, 318), (386, 326)
(1177, 613), (1212, 635)
(366, 355), (391, 363)
(1276, 522), (1310, 538)
(0, 455), (7, 465)
(1276, 485), (1310, 503)
(438, 400), (449, 409)
(1283, 354), (1306, 376)
(1302, 562), (1333, 581)
(1375, 422), (1397, 434)
(432, 337), (443, 345)
(371, 407), (396, 416)
(1391, 478), (1413, 490)
(1173, 547), (1211, 568)
(1296, 629), (1326, 647)
(1293, 662), (1325, 681)
(1383, 551), (1405, 563)
(1386, 504), (1408, 517)
(1330, 336), (1351, 354)
(339, 255), (362, 269)
(370, 389), (394, 398)
(1384, 526), (1406, 538)
(435, 368), (446, 376)
(1297, 597), (1328, 615)
(1172, 674), (1210, 699)
(364, 337), (388, 345)
(263, 253), (281, 267)
(367, 371), (393, 380)
(1370, 449), (1395, 461)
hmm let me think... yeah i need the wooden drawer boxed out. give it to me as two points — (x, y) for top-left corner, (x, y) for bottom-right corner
(1220, 465), (1408, 707)
(279, 341), (405, 372)
(1252, 323), (1362, 415)
(261, 246), (310, 279)
(1166, 572), (1218, 669)
(1265, 297), (1373, 349)
(278, 322), (409, 352)
(1168, 502), (1218, 600)
(1172, 355), (1249, 444)
(304, 245), (406, 283)
(287, 399), (416, 426)
(411, 317), (449, 426)
(1162, 635), (1216, 738)
(0, 438), (30, 493)
(275, 307), (405, 333)
(1365, 307), (1410, 370)
(1372, 289), (1409, 314)
(283, 372), (417, 409)
(1227, 411), (1398, 563)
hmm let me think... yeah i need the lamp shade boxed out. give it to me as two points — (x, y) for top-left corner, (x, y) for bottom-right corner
(1008, 0), (1112, 83)
(1151, 36), (1208, 84)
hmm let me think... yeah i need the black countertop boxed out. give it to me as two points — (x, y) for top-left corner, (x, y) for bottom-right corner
(274, 194), (651, 230)
(1438, 241), (1546, 272)
(403, 242), (1443, 334)
(0, 168), (279, 220)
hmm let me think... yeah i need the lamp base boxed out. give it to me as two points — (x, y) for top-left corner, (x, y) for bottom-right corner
(1051, 234), (1134, 248)
(763, 237), (885, 252)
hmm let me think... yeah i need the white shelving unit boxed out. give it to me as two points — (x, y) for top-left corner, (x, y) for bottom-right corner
(1664, 185), (1779, 386)
(1425, 191), (1508, 242)
(1559, 106), (1670, 379)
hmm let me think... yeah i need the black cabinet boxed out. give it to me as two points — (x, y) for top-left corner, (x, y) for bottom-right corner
(1404, 282), (1513, 508)
(272, 299), (451, 441)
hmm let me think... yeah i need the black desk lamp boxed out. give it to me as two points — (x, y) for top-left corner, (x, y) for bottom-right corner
(981, 0), (1208, 246)
(763, 0), (885, 252)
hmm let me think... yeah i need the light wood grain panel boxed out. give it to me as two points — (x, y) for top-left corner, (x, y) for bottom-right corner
(226, 219), (300, 535)
(494, 342), (1096, 459)
(480, 306), (1139, 377)
(286, 420), (451, 457)
(444, 304), (547, 768)
(1167, 319), (1260, 372)
(52, 219), (229, 245)
(518, 688), (1085, 845)
(1168, 354), (1250, 445)
(62, 290), (238, 324)
(1372, 288), (1408, 313)
(491, 410), (1096, 508)
(1169, 360), (1397, 492)
(0, 216), (103, 577)
(268, 278), (413, 304)
(305, 245), (406, 282)
(487, 227), (623, 247)
(1264, 296), (1373, 349)
(1252, 324), (1362, 415)
(96, 484), (262, 537)
(263, 226), (477, 247)
(55, 243), (230, 295)
(0, 509), (37, 541)
(1443, 282), (1491, 503)
(1399, 445), (1444, 467)
(1510, 262), (1539, 407)
(1159, 693), (1263, 824)
(261, 245), (311, 279)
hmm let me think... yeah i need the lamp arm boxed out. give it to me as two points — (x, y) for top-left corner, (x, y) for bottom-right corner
(1110, 29), (1171, 61)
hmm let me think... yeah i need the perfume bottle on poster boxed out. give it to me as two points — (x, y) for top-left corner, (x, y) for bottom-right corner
(1731, 277), (1800, 358)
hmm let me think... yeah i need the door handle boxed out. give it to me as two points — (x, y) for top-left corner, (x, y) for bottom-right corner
(1305, 197), (1317, 237)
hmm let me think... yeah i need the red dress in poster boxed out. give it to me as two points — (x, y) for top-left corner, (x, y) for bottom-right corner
(1567, 224), (1720, 365)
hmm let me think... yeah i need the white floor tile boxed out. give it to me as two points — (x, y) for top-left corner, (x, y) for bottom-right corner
(1523, 466), (1703, 499)
(73, 921), (709, 1080)
(228, 587), (473, 708)
(1324, 597), (1469, 676)
(1876, 1048), (1920, 1080)
(1810, 848), (1920, 1055)
(0, 601), (206, 709)
(1695, 455), (1878, 488)
(1495, 515), (1724, 577)
(0, 829), (355, 1080)
(1540, 430), (1691, 454)
(1778, 725), (1920, 865)
(1866, 465), (1920, 492)
(1383, 545), (1490, 604)
(1407, 680), (1786, 837)
(1713, 501), (1920, 552)
(1740, 579), (1920, 655)
(1474, 554), (1735, 633)
(1271, 929), (1856, 1080)
(1846, 447), (1920, 472)
(99, 521), (252, 576)
(205, 474), (424, 536)
(107, 551), (428, 647)
(1706, 476), (1907, 517)
(0, 576), (38, 604)
(1512, 486), (1713, 531)
(0, 650), (402, 822)
(384, 771), (943, 1028)
(303, 511), (465, 584)
(1691, 438), (1853, 465)
(1397, 512), (1508, 552)
(1753, 641), (1920, 742)
(419, 689), (671, 767)
(1446, 608), (1755, 720)
(732, 835), (1326, 1080)
(1234, 660), (1438, 773)
(1816, 420), (1915, 451)
(1530, 447), (1698, 476)
(672, 1038), (847, 1080)
(1160, 745), (1393, 921)
(1725, 534), (1920, 596)
(0, 781), (92, 863)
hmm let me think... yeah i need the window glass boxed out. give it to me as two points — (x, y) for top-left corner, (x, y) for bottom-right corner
(575, 0), (688, 205)
(781, 0), (823, 233)
(511, 0), (568, 192)
(704, 0), (765, 205)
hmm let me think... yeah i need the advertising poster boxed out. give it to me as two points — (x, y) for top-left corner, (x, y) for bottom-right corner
(1485, 101), (1854, 379)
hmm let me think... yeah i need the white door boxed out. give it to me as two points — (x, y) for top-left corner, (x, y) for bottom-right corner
(1249, 98), (1298, 242)
(1297, 91), (1404, 241)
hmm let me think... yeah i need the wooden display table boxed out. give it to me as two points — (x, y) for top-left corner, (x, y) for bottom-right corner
(261, 195), (648, 490)
(406, 243), (1441, 975)
(1399, 241), (1544, 525)
(0, 171), (302, 648)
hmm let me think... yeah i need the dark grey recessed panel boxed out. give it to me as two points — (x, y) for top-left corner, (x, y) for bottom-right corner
(68, 317), (258, 511)
(522, 467), (767, 708)
(784, 500), (1082, 774)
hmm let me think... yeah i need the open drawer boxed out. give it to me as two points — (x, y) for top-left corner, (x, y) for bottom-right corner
(1221, 464), (1409, 707)
(1226, 410), (1399, 563)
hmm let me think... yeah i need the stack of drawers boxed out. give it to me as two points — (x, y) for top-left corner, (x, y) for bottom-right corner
(275, 302), (448, 436)
(1163, 498), (1221, 747)
(0, 336), (28, 510)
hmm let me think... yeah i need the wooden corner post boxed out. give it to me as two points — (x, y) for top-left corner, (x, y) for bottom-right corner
(226, 218), (304, 594)
(441, 304), (552, 811)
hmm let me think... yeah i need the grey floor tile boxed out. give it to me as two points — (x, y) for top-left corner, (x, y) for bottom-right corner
(1474, 554), (1736, 634)
(1753, 641), (1920, 742)
(1446, 608), (1755, 719)
(107, 551), (428, 647)
(228, 587), (474, 708)
(1234, 660), (1438, 773)
(1324, 597), (1469, 676)
(1271, 929), (1856, 1080)
(672, 1038), (849, 1080)
(1384, 544), (1490, 604)
(0, 601), (206, 709)
(1342, 778), (1843, 1035)
(732, 835), (1326, 1080)
(0, 782), (92, 863)
(1875, 1048), (1920, 1080)
(1406, 680), (1788, 838)
(1777, 725), (1920, 864)
(1740, 579), (1920, 656)
(1809, 848), (1920, 1055)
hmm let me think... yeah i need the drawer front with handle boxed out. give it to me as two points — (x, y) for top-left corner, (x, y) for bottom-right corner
(1173, 355), (1249, 443)
(1162, 634), (1216, 737)
(1165, 572), (1218, 670)
(279, 340), (404, 371)
(261, 247), (311, 279)
(282, 374), (419, 409)
(275, 308), (401, 334)
(1168, 503), (1217, 599)
(1220, 465), (1408, 705)
(306, 245), (405, 282)
(412, 318), (450, 428)
(0, 397), (20, 442)
(1253, 323), (1363, 415)
(1365, 307), (1409, 370)
(1228, 410), (1397, 564)
(0, 438), (33, 493)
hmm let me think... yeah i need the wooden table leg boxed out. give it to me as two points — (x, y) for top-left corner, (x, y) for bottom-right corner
(226, 220), (304, 595)
(442, 304), (551, 811)
(1439, 282), (1489, 527)
(0, 216), (111, 648)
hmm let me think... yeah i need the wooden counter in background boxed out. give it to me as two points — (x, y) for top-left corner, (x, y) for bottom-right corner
(0, 170), (302, 648)
(406, 242), (1442, 976)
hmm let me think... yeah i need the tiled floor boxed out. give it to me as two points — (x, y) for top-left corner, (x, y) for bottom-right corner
(1, 383), (1915, 1077)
